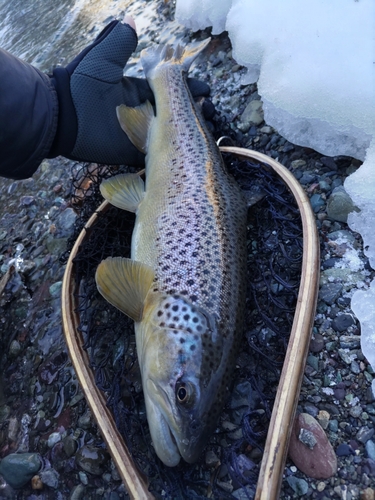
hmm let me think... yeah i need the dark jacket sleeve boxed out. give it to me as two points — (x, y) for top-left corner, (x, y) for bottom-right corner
(0, 49), (58, 180)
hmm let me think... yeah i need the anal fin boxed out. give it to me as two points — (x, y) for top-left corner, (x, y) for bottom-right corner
(95, 257), (154, 322)
(100, 173), (145, 212)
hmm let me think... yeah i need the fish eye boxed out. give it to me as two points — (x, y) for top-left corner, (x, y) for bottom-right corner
(176, 381), (195, 406)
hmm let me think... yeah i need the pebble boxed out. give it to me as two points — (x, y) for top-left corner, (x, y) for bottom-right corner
(309, 333), (325, 353)
(48, 431), (62, 448)
(365, 440), (375, 461)
(55, 207), (77, 237)
(340, 335), (361, 349)
(75, 445), (109, 475)
(326, 187), (358, 222)
(336, 443), (354, 457)
(317, 411), (330, 430)
(319, 282), (343, 305)
(40, 469), (59, 488)
(361, 488), (375, 500)
(288, 413), (337, 479)
(338, 349), (354, 365)
(0, 453), (42, 489)
(238, 100), (264, 131)
(332, 313), (355, 332)
(356, 427), (374, 444)
(310, 193), (325, 212)
(31, 475), (43, 490)
(286, 476), (309, 495)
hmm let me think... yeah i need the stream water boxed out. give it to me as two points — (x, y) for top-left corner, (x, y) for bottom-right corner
(0, 0), (186, 74)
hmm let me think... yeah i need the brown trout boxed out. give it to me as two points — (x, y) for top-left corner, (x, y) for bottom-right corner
(95, 39), (248, 467)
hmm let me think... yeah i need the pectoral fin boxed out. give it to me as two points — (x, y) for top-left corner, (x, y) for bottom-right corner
(117, 100), (154, 153)
(100, 173), (145, 212)
(95, 257), (154, 322)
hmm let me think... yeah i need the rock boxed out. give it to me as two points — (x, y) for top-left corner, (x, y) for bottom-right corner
(356, 426), (374, 444)
(310, 193), (325, 212)
(288, 413), (337, 479)
(55, 208), (77, 237)
(336, 443), (355, 457)
(365, 440), (375, 461)
(75, 446), (109, 476)
(238, 100), (264, 131)
(48, 431), (62, 448)
(332, 313), (355, 332)
(0, 453), (42, 489)
(286, 476), (309, 495)
(306, 355), (319, 372)
(338, 348), (354, 365)
(319, 283), (343, 305)
(63, 435), (78, 458)
(326, 187), (358, 223)
(309, 333), (325, 353)
(316, 410), (330, 430)
(361, 488), (375, 500)
(40, 469), (59, 488)
(349, 405), (363, 418)
(31, 475), (43, 490)
(339, 335), (361, 349)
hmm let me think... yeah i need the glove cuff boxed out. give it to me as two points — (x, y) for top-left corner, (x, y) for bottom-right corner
(48, 67), (78, 158)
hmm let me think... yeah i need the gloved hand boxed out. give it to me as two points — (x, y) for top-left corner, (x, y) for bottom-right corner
(48, 17), (210, 166)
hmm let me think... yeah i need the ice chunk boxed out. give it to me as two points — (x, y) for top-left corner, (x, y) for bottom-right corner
(175, 0), (232, 35)
(176, 0), (374, 160)
(345, 140), (375, 270)
(351, 280), (375, 397)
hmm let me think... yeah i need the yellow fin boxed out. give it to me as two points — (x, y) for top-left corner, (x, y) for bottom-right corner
(116, 101), (154, 153)
(95, 257), (154, 322)
(100, 173), (144, 212)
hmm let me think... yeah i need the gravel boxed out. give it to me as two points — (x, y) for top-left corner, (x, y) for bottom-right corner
(0, 0), (374, 498)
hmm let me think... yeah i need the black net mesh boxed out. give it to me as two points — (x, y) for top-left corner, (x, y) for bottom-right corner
(62, 135), (303, 498)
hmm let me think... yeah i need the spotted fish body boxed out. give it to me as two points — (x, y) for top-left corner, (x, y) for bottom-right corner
(96, 39), (248, 467)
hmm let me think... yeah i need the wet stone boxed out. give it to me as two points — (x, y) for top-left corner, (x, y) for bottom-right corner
(336, 443), (355, 457)
(327, 187), (358, 223)
(332, 313), (355, 332)
(40, 468), (59, 489)
(48, 432), (61, 448)
(356, 427), (374, 444)
(310, 194), (325, 212)
(306, 355), (319, 372)
(365, 440), (375, 461)
(338, 349), (354, 365)
(75, 445), (109, 475)
(339, 335), (361, 349)
(0, 453), (42, 489)
(286, 476), (309, 496)
(63, 436), (78, 457)
(304, 404), (319, 418)
(310, 333), (325, 353)
(319, 283), (343, 305)
(349, 405), (363, 418)
(288, 413), (337, 479)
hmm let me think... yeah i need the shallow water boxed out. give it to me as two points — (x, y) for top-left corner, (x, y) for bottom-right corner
(0, 0), (186, 74)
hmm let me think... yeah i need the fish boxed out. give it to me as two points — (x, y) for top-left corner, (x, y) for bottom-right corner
(95, 38), (248, 467)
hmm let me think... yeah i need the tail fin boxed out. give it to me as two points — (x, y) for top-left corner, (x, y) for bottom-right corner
(141, 38), (211, 78)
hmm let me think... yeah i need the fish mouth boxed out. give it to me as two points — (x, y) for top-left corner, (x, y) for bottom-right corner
(145, 379), (181, 467)
(145, 378), (205, 465)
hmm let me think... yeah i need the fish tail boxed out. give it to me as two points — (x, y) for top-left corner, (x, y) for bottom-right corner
(141, 38), (211, 78)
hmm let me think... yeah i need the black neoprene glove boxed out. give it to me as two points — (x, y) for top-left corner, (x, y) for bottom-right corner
(48, 20), (210, 166)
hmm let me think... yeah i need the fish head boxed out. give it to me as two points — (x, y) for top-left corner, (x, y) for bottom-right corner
(137, 293), (229, 467)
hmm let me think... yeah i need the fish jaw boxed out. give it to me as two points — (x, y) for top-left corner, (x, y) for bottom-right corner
(144, 376), (210, 466)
